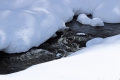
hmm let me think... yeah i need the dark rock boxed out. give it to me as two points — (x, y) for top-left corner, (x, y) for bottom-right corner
(40, 30), (92, 56)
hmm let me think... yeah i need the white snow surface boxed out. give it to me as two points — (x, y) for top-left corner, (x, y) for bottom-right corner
(90, 18), (104, 26)
(86, 38), (104, 47)
(77, 14), (104, 26)
(1, 34), (120, 80)
(77, 14), (91, 25)
(0, 0), (120, 53)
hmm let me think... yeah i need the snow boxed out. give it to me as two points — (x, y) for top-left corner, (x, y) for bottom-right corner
(77, 14), (104, 27)
(76, 33), (86, 36)
(0, 0), (120, 79)
(92, 0), (120, 23)
(86, 38), (104, 47)
(77, 14), (91, 25)
(90, 18), (104, 26)
(0, 10), (65, 53)
(1, 34), (120, 80)
(0, 0), (120, 53)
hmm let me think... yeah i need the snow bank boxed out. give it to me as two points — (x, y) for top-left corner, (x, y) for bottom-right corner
(1, 34), (120, 80)
(0, 9), (65, 53)
(86, 38), (104, 47)
(0, 0), (120, 53)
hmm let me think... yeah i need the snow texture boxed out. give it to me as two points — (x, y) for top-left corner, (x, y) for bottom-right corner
(77, 14), (104, 26)
(86, 38), (104, 47)
(1, 34), (120, 80)
(0, 0), (120, 53)
(90, 18), (104, 26)
(77, 14), (91, 25)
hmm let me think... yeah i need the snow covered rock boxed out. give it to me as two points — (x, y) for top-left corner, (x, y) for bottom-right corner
(77, 15), (104, 27)
(77, 14), (91, 25)
(90, 18), (104, 27)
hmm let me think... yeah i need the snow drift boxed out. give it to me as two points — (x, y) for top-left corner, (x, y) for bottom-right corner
(0, 0), (120, 53)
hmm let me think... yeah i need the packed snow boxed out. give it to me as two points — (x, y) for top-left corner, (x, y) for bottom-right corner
(77, 14), (104, 26)
(77, 14), (91, 25)
(86, 38), (104, 47)
(90, 18), (104, 26)
(0, 0), (120, 53)
(0, 34), (120, 80)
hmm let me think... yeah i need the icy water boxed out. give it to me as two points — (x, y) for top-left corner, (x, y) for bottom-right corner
(66, 16), (120, 38)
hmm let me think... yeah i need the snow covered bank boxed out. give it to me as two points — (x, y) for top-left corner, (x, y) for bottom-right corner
(0, 0), (120, 53)
(0, 34), (120, 80)
(0, 10), (65, 53)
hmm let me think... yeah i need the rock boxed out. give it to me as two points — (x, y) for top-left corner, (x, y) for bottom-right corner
(40, 30), (92, 57)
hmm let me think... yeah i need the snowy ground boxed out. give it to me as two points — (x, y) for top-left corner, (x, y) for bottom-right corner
(0, 0), (120, 80)
(0, 34), (120, 80)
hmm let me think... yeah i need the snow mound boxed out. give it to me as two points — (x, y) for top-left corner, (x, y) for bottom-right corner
(1, 34), (120, 80)
(90, 18), (104, 26)
(0, 0), (120, 53)
(77, 14), (104, 27)
(0, 9), (65, 53)
(77, 14), (91, 25)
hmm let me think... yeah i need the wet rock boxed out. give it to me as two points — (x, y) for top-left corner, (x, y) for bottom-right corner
(40, 30), (92, 56)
